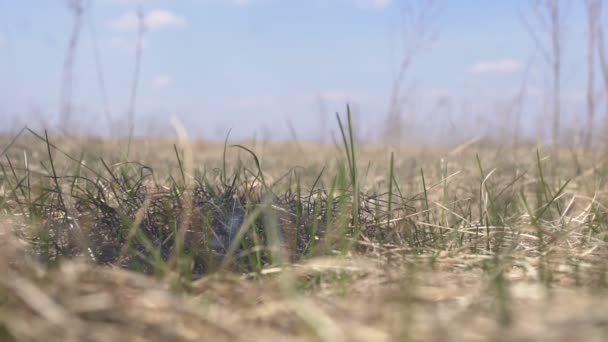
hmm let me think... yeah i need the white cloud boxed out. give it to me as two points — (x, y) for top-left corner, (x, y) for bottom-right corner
(227, 0), (254, 7)
(146, 10), (185, 30)
(106, 0), (164, 6)
(108, 0), (256, 9)
(354, 0), (392, 10)
(106, 0), (140, 5)
(153, 74), (173, 88)
(109, 9), (185, 32)
(469, 59), (522, 74)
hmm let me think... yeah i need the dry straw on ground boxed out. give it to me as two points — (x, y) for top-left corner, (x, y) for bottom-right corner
(0, 130), (607, 341)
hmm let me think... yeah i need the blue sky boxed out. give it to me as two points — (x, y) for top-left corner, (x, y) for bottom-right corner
(0, 0), (598, 142)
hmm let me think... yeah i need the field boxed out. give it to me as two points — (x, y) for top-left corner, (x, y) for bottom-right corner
(1, 118), (608, 341)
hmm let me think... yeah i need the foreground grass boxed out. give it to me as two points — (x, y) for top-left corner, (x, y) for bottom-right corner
(0, 122), (607, 341)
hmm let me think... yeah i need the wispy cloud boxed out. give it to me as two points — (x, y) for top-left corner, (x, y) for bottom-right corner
(226, 0), (255, 7)
(108, 0), (254, 6)
(354, 0), (392, 10)
(109, 9), (186, 32)
(153, 74), (173, 88)
(106, 0), (168, 6)
(469, 59), (522, 74)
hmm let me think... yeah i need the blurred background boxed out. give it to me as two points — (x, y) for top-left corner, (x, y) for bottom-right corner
(0, 0), (605, 146)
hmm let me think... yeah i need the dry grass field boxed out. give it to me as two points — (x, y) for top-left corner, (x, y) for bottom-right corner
(1, 120), (608, 341)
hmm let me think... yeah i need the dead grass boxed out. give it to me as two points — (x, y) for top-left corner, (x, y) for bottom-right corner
(2, 252), (607, 341)
(0, 128), (607, 341)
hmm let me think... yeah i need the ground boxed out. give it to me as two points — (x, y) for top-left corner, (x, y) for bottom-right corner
(0, 129), (607, 341)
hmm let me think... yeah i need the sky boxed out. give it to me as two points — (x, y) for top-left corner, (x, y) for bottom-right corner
(0, 0), (600, 143)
